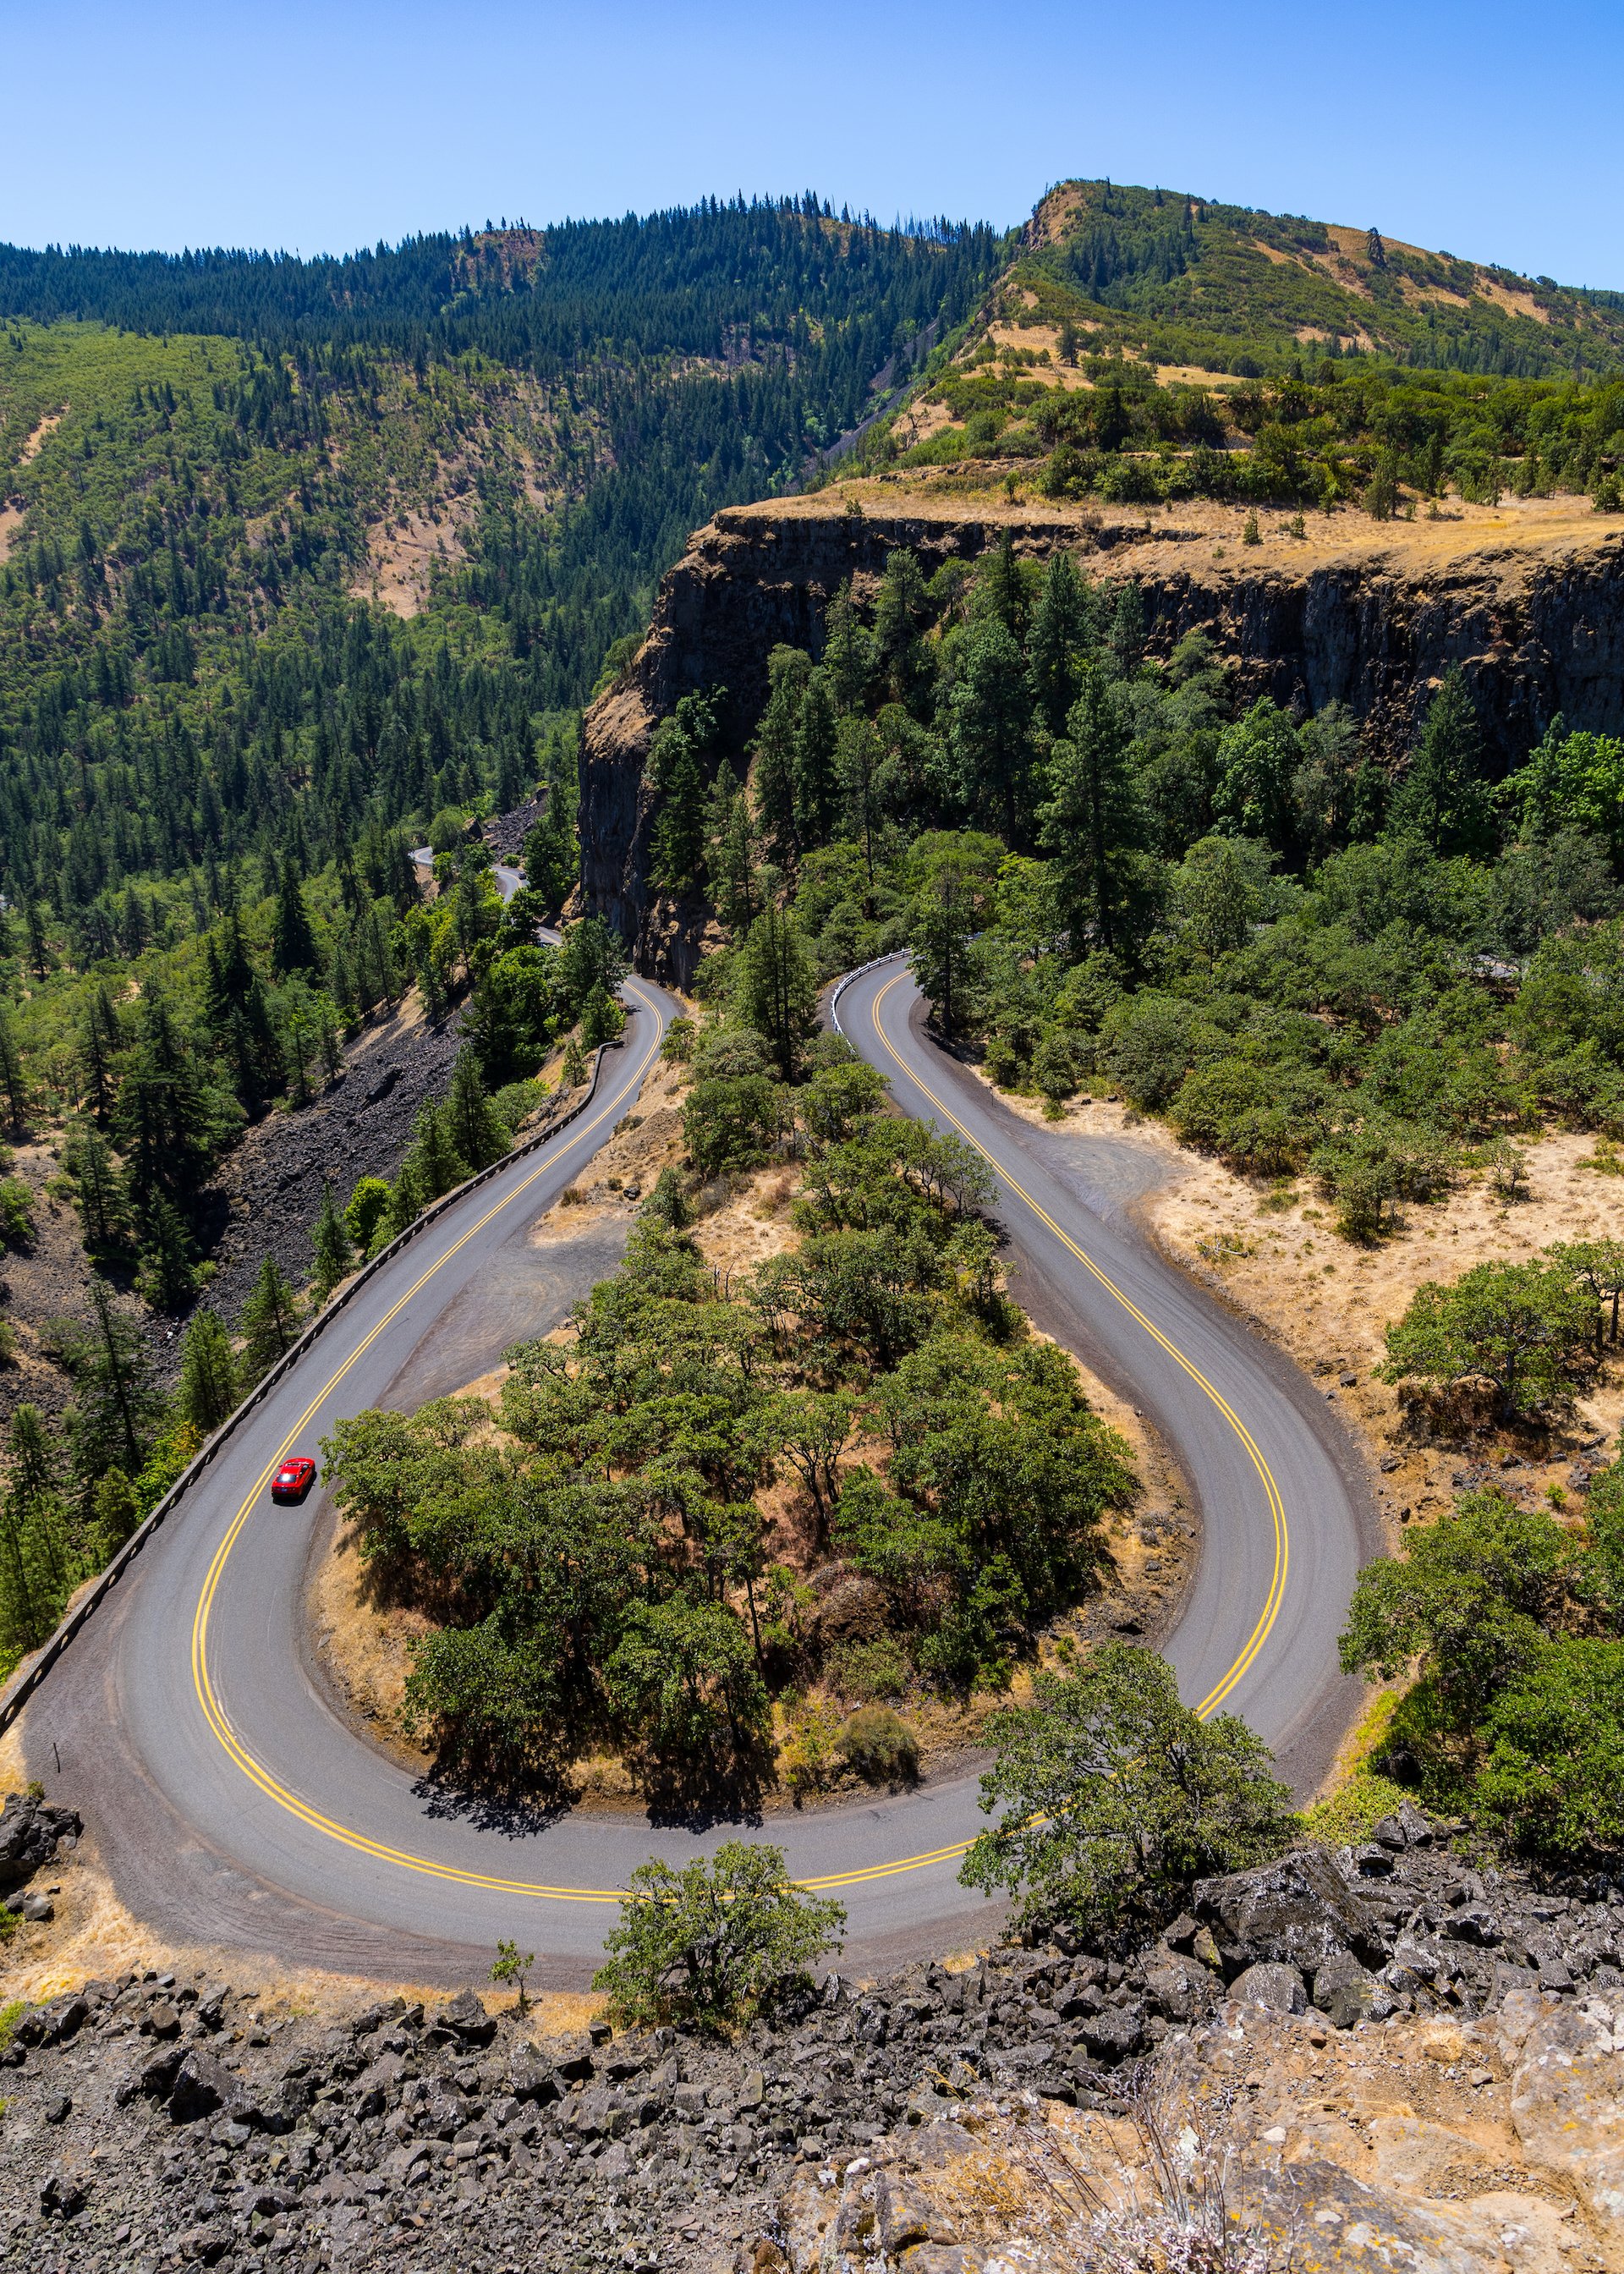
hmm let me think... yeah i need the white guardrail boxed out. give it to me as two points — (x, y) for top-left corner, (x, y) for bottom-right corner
(826, 952), (904, 1041)
(0, 1033), (625, 1738)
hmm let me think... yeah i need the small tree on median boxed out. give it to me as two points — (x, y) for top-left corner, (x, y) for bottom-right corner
(591, 1841), (846, 2032)
(1379, 1256), (1597, 1423)
(959, 1644), (1297, 1942)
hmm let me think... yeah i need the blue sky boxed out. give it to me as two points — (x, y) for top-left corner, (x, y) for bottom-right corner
(8, 0), (1620, 285)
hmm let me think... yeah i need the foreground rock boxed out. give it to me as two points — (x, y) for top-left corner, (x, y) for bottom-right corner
(4, 1804), (1624, 2267)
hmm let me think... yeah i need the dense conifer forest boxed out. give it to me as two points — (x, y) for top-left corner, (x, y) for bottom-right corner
(0, 198), (1001, 1673)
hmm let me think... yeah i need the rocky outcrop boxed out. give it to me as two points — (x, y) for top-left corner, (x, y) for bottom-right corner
(578, 493), (1624, 976)
(8, 1793), (1624, 2270)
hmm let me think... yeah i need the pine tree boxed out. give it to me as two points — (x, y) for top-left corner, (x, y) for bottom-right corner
(739, 906), (818, 1081)
(91, 1468), (141, 1563)
(793, 670), (841, 847)
(407, 1104), (470, 1203)
(0, 1002), (28, 1133)
(981, 530), (1029, 640)
(873, 548), (931, 712)
(69, 1123), (126, 1250)
(310, 1182), (354, 1300)
(272, 857), (321, 979)
(79, 984), (123, 1123)
(238, 1254), (303, 1387)
(135, 1195), (200, 1314)
(178, 1308), (238, 1436)
(822, 581), (874, 713)
(1107, 582), (1146, 677)
(1391, 670), (1493, 856)
(949, 618), (1035, 844)
(443, 1049), (506, 1173)
(67, 1281), (162, 1480)
(1027, 552), (1095, 739)
(751, 647), (811, 863)
(1039, 664), (1147, 953)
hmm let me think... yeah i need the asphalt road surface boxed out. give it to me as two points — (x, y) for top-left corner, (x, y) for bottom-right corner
(22, 958), (1372, 1986)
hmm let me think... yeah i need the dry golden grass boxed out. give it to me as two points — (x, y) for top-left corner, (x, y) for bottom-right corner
(993, 1065), (1624, 1541)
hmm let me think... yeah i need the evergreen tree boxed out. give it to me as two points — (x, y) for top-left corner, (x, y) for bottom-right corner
(873, 547), (932, 712)
(1390, 670), (1493, 856)
(1107, 582), (1146, 676)
(751, 647), (812, 862)
(0, 1002), (28, 1132)
(239, 1254), (303, 1387)
(91, 1467), (142, 1563)
(822, 581), (875, 713)
(738, 906), (818, 1081)
(1027, 552), (1095, 739)
(1040, 665), (1147, 954)
(63, 1280), (162, 1482)
(178, 1308), (239, 1436)
(272, 857), (321, 979)
(136, 1194), (200, 1313)
(908, 838), (998, 1038)
(950, 618), (1036, 845)
(204, 915), (286, 1108)
(981, 530), (1029, 640)
(79, 984), (124, 1124)
(443, 1048), (506, 1173)
(407, 1102), (470, 1203)
(0, 1407), (76, 1651)
(69, 1122), (126, 1250)
(310, 1180), (354, 1299)
(793, 670), (842, 848)
(648, 732), (707, 898)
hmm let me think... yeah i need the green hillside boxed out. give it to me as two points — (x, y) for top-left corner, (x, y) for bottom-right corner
(856, 181), (1624, 512)
(1014, 179), (1624, 379)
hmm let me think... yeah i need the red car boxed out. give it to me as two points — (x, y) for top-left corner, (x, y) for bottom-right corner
(271, 1456), (317, 1503)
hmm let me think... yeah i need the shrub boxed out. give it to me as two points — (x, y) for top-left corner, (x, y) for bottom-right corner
(837, 1705), (920, 1785)
(960, 1643), (1297, 1938)
(0, 1178), (34, 1251)
(344, 1176), (392, 1253)
(591, 1842), (846, 2032)
(826, 1634), (912, 1703)
(682, 1074), (787, 1178)
(1380, 1255), (1597, 1420)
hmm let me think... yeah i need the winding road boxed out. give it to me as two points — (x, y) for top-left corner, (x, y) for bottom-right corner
(19, 958), (1373, 1987)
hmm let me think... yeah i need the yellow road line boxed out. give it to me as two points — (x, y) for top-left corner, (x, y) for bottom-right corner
(864, 970), (1287, 1722)
(188, 964), (1287, 1914)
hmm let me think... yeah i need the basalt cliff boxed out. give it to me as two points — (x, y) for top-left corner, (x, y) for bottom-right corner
(578, 486), (1624, 978)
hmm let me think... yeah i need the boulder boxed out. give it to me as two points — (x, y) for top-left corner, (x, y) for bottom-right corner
(17, 1994), (88, 2047)
(1193, 1846), (1389, 1976)
(1507, 1994), (1624, 2257)
(169, 2046), (237, 2123)
(0, 1793), (81, 1893)
(1313, 1949), (1382, 2030)
(1229, 1962), (1307, 2016)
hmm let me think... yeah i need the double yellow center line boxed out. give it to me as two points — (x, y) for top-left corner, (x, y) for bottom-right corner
(186, 965), (1286, 1912)
(863, 971), (1288, 1728)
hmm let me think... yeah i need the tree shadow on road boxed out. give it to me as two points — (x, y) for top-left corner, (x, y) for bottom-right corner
(410, 1772), (573, 1839)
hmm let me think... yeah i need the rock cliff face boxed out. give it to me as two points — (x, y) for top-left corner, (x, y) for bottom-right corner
(578, 492), (1624, 976)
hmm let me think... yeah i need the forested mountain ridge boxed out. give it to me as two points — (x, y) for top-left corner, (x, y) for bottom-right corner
(0, 200), (1002, 1678)
(1013, 177), (1624, 379)
(845, 179), (1624, 517)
